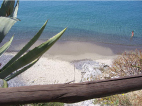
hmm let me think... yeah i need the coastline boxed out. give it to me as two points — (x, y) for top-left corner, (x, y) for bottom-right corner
(1, 51), (115, 88)
(1, 40), (141, 87)
(7, 40), (120, 61)
(7, 39), (142, 61)
(42, 40), (142, 62)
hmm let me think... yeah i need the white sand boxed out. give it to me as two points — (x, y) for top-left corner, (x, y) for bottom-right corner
(0, 53), (81, 87)
(9, 57), (81, 87)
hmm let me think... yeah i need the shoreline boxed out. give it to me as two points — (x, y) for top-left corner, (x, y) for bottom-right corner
(6, 39), (129, 62)
(7, 39), (142, 57)
(1, 39), (141, 87)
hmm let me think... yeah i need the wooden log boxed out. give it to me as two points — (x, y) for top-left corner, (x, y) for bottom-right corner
(0, 75), (142, 105)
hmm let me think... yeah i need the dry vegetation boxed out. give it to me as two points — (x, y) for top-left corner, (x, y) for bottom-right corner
(94, 49), (142, 106)
(108, 49), (142, 77)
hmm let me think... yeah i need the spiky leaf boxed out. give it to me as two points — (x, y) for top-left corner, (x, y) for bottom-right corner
(0, 28), (67, 79)
(0, 35), (14, 57)
(0, 0), (15, 16)
(0, 79), (8, 88)
(2, 79), (8, 88)
(5, 58), (40, 81)
(0, 17), (19, 43)
(1, 20), (48, 71)
(10, 0), (19, 18)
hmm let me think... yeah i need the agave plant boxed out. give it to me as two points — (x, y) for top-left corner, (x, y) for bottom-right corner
(0, 0), (19, 60)
(0, 0), (20, 43)
(0, 0), (67, 88)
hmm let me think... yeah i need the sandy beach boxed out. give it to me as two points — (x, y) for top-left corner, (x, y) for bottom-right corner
(0, 40), (122, 87)
(1, 38), (141, 87)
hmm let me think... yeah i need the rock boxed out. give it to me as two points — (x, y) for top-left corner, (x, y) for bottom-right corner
(73, 59), (102, 81)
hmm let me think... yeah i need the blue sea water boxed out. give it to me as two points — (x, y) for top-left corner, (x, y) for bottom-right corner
(2, 1), (142, 46)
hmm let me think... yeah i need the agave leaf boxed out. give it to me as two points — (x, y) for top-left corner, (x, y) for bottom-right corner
(0, 0), (15, 16)
(0, 79), (8, 88)
(2, 79), (8, 88)
(0, 28), (67, 79)
(0, 35), (14, 57)
(1, 20), (48, 71)
(0, 17), (19, 43)
(5, 57), (40, 81)
(10, 0), (19, 18)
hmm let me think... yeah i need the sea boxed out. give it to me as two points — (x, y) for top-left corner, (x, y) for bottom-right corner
(1, 1), (142, 47)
